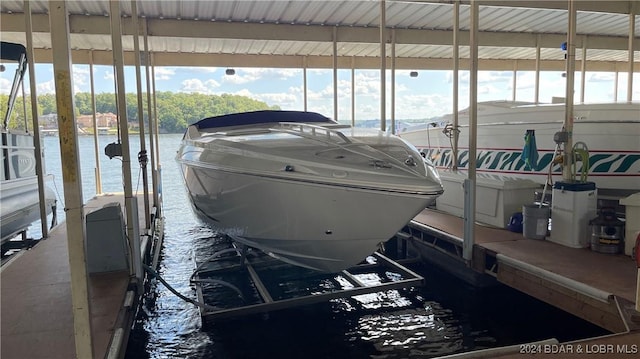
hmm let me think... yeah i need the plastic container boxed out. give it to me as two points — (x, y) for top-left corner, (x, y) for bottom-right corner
(508, 212), (523, 233)
(589, 208), (625, 254)
(548, 181), (597, 248)
(523, 204), (550, 240)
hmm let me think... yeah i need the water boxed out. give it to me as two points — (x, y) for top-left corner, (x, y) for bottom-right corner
(34, 134), (607, 358)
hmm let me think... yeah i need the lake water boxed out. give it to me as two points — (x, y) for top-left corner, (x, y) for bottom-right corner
(33, 134), (607, 358)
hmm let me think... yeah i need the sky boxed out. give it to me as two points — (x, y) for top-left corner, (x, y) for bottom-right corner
(1, 63), (639, 123)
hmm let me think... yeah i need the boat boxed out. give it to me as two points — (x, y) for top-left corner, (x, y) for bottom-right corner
(1, 41), (57, 245)
(177, 110), (444, 272)
(399, 100), (640, 197)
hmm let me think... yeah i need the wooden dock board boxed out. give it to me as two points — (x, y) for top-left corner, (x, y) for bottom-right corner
(1, 193), (149, 359)
(412, 208), (637, 303)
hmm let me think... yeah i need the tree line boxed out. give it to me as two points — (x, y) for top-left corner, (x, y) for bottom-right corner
(1, 92), (280, 133)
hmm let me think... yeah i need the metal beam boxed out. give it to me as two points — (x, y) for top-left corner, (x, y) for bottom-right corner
(3, 47), (635, 72)
(333, 27), (338, 121)
(1, 13), (636, 53)
(464, 0), (479, 263)
(391, 28), (396, 134)
(109, 0), (141, 284)
(48, 1), (94, 357)
(24, 0), (48, 239)
(416, 0), (638, 14)
(303, 56), (308, 111)
(563, 0), (577, 182)
(143, 18), (159, 210)
(380, 0), (386, 132)
(351, 56), (355, 126)
(535, 35), (541, 103)
(88, 50), (102, 195)
(628, 13), (636, 101)
(131, 0), (150, 230)
(452, 0), (460, 170)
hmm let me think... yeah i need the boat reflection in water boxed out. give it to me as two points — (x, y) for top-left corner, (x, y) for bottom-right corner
(177, 110), (443, 272)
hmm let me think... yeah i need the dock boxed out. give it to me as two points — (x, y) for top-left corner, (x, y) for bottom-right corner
(402, 208), (640, 355)
(3, 201), (638, 358)
(1, 193), (161, 359)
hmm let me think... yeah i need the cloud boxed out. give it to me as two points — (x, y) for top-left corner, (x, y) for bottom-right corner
(154, 67), (176, 81)
(37, 79), (56, 94)
(515, 72), (536, 90)
(395, 93), (451, 120)
(222, 72), (258, 85)
(222, 68), (302, 85)
(450, 70), (512, 85)
(181, 78), (221, 94)
(254, 92), (298, 107)
(354, 71), (381, 98)
(309, 69), (331, 76)
(0, 78), (11, 95)
(588, 72), (615, 83)
(104, 70), (114, 82)
(72, 65), (89, 93)
(307, 84), (334, 101)
(190, 67), (219, 74)
(214, 87), (300, 109)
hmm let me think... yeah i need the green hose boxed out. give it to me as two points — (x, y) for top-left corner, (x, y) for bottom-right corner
(572, 142), (589, 182)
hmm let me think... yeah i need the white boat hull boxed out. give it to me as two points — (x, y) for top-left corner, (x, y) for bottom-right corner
(400, 102), (640, 194)
(1, 176), (56, 243)
(177, 111), (443, 272)
(182, 165), (438, 272)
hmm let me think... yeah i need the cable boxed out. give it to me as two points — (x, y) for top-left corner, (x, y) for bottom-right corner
(143, 263), (221, 311)
(51, 174), (65, 209)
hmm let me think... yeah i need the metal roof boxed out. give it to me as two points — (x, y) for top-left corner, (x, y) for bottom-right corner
(1, 1), (638, 71)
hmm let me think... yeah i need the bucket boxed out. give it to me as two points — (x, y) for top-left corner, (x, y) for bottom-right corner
(522, 204), (550, 240)
(534, 190), (552, 207)
(589, 208), (625, 254)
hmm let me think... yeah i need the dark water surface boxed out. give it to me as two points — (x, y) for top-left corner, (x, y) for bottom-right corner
(36, 134), (607, 358)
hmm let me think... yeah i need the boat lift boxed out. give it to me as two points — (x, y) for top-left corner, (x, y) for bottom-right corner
(191, 235), (424, 326)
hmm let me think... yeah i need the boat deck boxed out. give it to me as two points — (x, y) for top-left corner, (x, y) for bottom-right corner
(1, 193), (157, 359)
(412, 209), (637, 303)
(405, 208), (639, 337)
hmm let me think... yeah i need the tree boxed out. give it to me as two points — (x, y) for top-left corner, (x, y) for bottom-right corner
(38, 94), (57, 115)
(3, 91), (280, 133)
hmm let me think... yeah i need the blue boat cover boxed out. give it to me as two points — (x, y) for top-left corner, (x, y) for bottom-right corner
(194, 110), (335, 130)
(1, 42), (27, 61)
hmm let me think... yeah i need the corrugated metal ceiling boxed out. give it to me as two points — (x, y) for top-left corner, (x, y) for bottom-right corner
(0, 0), (638, 69)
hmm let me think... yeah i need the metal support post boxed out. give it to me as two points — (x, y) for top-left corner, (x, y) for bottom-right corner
(391, 29), (396, 134)
(562, 0), (576, 181)
(464, 0), (479, 263)
(379, 0), (386, 132)
(131, 0), (150, 229)
(333, 27), (338, 122)
(89, 51), (102, 195)
(48, 1), (94, 357)
(24, 0), (49, 238)
(109, 0), (143, 284)
(452, 0), (460, 170)
(143, 19), (159, 210)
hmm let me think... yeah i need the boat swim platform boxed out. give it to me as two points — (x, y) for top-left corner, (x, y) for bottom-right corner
(1, 193), (163, 359)
(401, 208), (640, 336)
(192, 242), (424, 326)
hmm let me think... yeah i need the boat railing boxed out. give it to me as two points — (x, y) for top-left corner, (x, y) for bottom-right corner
(273, 122), (352, 146)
